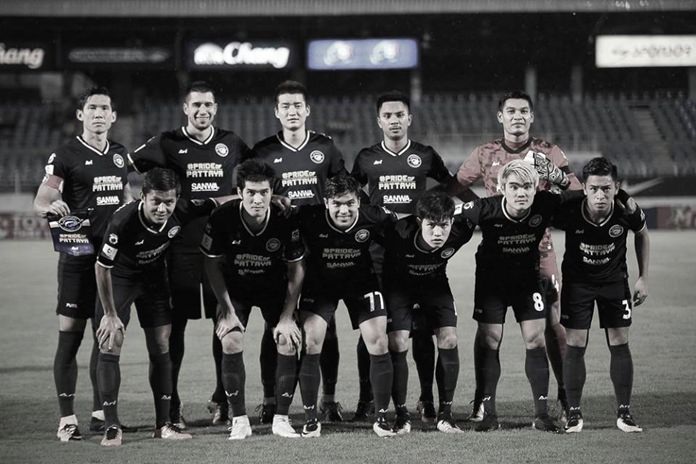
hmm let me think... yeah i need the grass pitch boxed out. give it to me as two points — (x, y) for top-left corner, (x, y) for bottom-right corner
(0, 231), (695, 463)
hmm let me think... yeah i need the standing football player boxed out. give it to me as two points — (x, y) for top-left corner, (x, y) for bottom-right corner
(34, 87), (131, 441)
(552, 157), (649, 433)
(455, 91), (581, 422)
(129, 81), (250, 427)
(250, 81), (347, 423)
(351, 91), (463, 423)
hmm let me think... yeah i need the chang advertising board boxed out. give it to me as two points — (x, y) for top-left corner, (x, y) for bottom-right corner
(307, 38), (418, 70)
(187, 40), (295, 70)
(64, 46), (173, 69)
(596, 35), (696, 68)
(0, 42), (52, 70)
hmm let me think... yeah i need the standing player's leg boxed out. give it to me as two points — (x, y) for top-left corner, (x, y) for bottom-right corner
(298, 313), (329, 437)
(412, 315), (437, 424)
(434, 326), (463, 433)
(388, 329), (411, 434)
(168, 312), (187, 427)
(258, 323), (278, 423)
(359, 314), (395, 438)
(272, 303), (301, 438)
(352, 335), (374, 421)
(473, 323), (503, 432)
(319, 316), (342, 422)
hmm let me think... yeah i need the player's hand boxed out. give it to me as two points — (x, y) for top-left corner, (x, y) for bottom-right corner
(633, 277), (648, 306)
(215, 311), (244, 340)
(273, 317), (301, 350)
(271, 195), (292, 217)
(45, 200), (71, 218)
(524, 151), (569, 187)
(96, 314), (124, 351)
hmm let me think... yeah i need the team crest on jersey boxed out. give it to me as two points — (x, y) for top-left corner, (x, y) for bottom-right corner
(108, 233), (118, 245)
(528, 214), (543, 228)
(440, 248), (455, 259)
(215, 143), (229, 157)
(407, 154), (422, 168)
(309, 150), (325, 164)
(463, 201), (474, 210)
(266, 238), (281, 252)
(168, 226), (181, 238)
(608, 224), (624, 238)
(57, 216), (85, 233)
(113, 154), (125, 168)
(291, 229), (301, 242)
(355, 229), (370, 243)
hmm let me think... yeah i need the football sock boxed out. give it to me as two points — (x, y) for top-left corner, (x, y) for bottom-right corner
(473, 333), (484, 405)
(260, 325), (278, 399)
(54, 331), (83, 417)
(299, 353), (320, 423)
(525, 347), (550, 416)
(609, 343), (633, 409)
(390, 351), (408, 408)
(545, 323), (567, 399)
(369, 353), (393, 421)
(563, 345), (587, 409)
(221, 352), (246, 417)
(149, 352), (173, 428)
(89, 334), (101, 412)
(169, 317), (187, 412)
(275, 354), (297, 415)
(97, 352), (121, 428)
(412, 329), (435, 402)
(320, 318), (339, 397)
(356, 336), (373, 402)
(436, 346), (459, 415)
(480, 345), (501, 415)
(211, 330), (225, 404)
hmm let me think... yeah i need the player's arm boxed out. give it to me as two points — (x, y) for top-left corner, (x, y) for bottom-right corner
(127, 135), (166, 174)
(632, 226), (650, 306)
(34, 176), (70, 217)
(274, 258), (305, 349)
(205, 255), (245, 338)
(94, 263), (124, 351)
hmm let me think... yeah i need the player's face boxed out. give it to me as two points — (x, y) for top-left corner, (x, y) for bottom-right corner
(239, 180), (272, 219)
(497, 98), (534, 138)
(325, 192), (360, 229)
(377, 101), (412, 142)
(502, 173), (536, 215)
(141, 189), (178, 226)
(584, 175), (617, 215)
(183, 91), (217, 131)
(420, 218), (453, 249)
(275, 93), (309, 132)
(77, 94), (116, 135)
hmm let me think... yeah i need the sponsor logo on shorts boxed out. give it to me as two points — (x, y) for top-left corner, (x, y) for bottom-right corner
(168, 226), (180, 238)
(309, 150), (325, 164)
(266, 238), (281, 252)
(113, 154), (125, 168)
(609, 224), (624, 238)
(407, 154), (422, 168)
(215, 143), (229, 157)
(528, 214), (543, 228)
(355, 229), (370, 243)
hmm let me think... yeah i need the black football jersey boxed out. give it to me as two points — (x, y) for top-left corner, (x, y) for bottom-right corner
(296, 204), (396, 287)
(97, 198), (216, 278)
(351, 140), (453, 214)
(200, 200), (305, 289)
(461, 190), (583, 276)
(251, 130), (346, 205)
(553, 198), (646, 283)
(129, 126), (250, 251)
(43, 136), (129, 245)
(383, 212), (475, 283)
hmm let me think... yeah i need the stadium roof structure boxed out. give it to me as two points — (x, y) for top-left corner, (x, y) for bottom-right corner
(1, 0), (694, 17)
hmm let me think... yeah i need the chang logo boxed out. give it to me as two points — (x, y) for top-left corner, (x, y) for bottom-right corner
(609, 224), (624, 238)
(440, 248), (455, 259)
(407, 154), (422, 168)
(113, 154), (125, 168)
(58, 216), (84, 233)
(266, 238), (281, 252)
(528, 214), (542, 228)
(215, 143), (229, 157)
(355, 229), (370, 243)
(168, 226), (180, 238)
(309, 150), (325, 164)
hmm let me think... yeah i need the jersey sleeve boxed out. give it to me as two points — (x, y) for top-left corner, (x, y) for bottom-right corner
(128, 135), (166, 173)
(427, 146), (454, 184)
(174, 198), (217, 225)
(283, 216), (305, 262)
(456, 147), (484, 188)
(350, 151), (368, 186)
(328, 143), (347, 177)
(96, 218), (123, 268)
(456, 198), (484, 226)
(200, 208), (227, 258)
(44, 150), (69, 181)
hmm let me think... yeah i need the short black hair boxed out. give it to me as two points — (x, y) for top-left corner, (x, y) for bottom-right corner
(142, 167), (181, 196)
(274, 80), (308, 105)
(582, 157), (618, 182)
(236, 159), (276, 190)
(77, 86), (114, 111)
(376, 91), (410, 114)
(324, 174), (361, 200)
(184, 81), (216, 102)
(497, 91), (534, 112)
(416, 191), (455, 222)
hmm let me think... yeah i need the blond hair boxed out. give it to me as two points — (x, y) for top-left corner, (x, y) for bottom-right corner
(496, 159), (539, 192)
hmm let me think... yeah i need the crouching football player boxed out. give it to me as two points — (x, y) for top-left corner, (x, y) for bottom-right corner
(95, 167), (225, 446)
(553, 157), (649, 433)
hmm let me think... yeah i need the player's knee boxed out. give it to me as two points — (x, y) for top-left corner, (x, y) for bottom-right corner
(523, 332), (546, 349)
(365, 333), (388, 355)
(606, 328), (629, 346)
(388, 332), (409, 353)
(221, 331), (243, 354)
(275, 334), (297, 355)
(479, 329), (502, 349)
(437, 332), (458, 350)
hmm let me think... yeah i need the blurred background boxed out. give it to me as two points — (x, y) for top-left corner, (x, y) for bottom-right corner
(1, 0), (695, 237)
